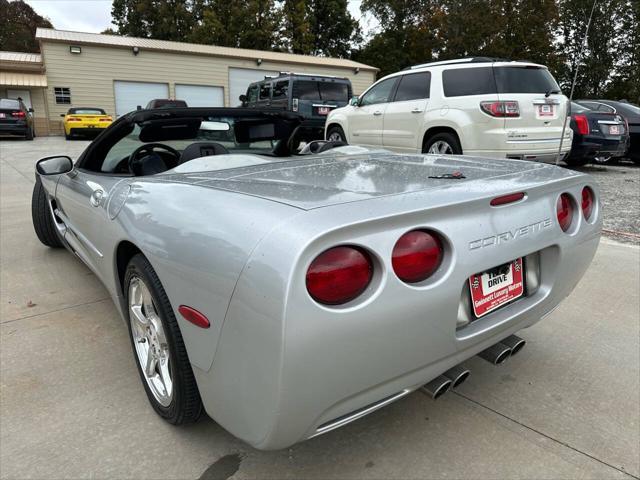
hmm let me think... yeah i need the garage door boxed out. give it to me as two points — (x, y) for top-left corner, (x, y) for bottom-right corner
(229, 68), (278, 107)
(7, 89), (32, 109)
(175, 84), (224, 107)
(114, 81), (168, 117)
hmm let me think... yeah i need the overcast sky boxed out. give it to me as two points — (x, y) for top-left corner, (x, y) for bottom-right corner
(20, 0), (375, 36)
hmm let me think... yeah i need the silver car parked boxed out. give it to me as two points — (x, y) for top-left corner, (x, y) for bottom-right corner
(32, 107), (601, 449)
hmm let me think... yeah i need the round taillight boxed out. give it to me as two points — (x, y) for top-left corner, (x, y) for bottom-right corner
(392, 230), (443, 283)
(581, 187), (595, 220)
(306, 246), (373, 305)
(556, 193), (574, 232)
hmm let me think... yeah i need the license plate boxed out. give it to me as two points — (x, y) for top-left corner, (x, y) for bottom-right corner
(538, 104), (554, 117)
(469, 258), (524, 318)
(317, 107), (331, 115)
(609, 125), (621, 135)
(0, 113), (5, 118)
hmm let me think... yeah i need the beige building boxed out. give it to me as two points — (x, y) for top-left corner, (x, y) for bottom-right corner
(1, 28), (377, 136)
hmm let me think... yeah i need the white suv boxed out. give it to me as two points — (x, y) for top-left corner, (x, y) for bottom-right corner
(325, 58), (572, 161)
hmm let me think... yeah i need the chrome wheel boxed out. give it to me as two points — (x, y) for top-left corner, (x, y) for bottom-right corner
(328, 131), (344, 142)
(128, 276), (173, 407)
(428, 140), (454, 154)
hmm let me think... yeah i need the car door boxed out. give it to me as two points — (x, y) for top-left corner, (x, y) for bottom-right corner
(257, 82), (272, 108)
(270, 80), (290, 110)
(348, 77), (397, 147)
(383, 72), (431, 152)
(55, 166), (124, 278)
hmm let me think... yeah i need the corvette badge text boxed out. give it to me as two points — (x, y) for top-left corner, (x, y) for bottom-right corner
(469, 218), (553, 250)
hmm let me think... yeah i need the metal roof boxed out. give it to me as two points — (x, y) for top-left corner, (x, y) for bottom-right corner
(36, 28), (378, 71)
(0, 72), (48, 87)
(0, 51), (43, 64)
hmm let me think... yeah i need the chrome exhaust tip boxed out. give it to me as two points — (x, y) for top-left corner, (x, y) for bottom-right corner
(500, 334), (526, 356)
(478, 343), (512, 365)
(420, 375), (452, 400)
(443, 365), (470, 389)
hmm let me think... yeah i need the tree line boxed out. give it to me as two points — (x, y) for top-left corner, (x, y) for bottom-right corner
(1, 0), (638, 101)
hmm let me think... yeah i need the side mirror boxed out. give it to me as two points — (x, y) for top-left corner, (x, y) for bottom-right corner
(239, 94), (247, 103)
(36, 156), (73, 175)
(28, 108), (34, 113)
(60, 113), (65, 117)
(349, 96), (360, 107)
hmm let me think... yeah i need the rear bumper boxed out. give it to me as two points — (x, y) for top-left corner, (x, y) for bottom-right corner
(466, 143), (572, 163)
(466, 150), (571, 163)
(568, 141), (600, 160)
(0, 123), (28, 135)
(593, 137), (629, 157)
(193, 176), (602, 450)
(629, 132), (640, 159)
(68, 127), (107, 136)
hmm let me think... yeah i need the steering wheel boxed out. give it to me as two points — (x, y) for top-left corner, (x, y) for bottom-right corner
(128, 143), (181, 175)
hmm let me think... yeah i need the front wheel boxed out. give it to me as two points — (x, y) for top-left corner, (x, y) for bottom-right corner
(125, 254), (203, 424)
(31, 178), (63, 248)
(422, 133), (462, 155)
(326, 125), (347, 143)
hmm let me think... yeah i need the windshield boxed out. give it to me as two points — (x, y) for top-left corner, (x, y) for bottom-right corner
(0, 99), (20, 109)
(618, 103), (640, 115)
(295, 81), (350, 101)
(571, 102), (590, 113)
(494, 66), (560, 94)
(68, 108), (106, 115)
(101, 114), (292, 173)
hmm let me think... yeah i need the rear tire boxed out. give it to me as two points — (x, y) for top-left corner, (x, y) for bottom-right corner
(31, 178), (63, 248)
(564, 156), (590, 167)
(25, 127), (34, 141)
(326, 125), (347, 143)
(125, 254), (203, 425)
(64, 132), (71, 140)
(422, 132), (462, 155)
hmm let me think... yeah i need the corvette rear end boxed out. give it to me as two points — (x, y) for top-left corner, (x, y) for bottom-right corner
(187, 153), (601, 449)
(32, 108), (600, 451)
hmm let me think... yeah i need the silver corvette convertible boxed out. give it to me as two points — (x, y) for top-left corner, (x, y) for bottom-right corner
(32, 107), (601, 449)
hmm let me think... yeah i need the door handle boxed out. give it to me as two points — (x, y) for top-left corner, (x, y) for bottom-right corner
(373, 111), (383, 116)
(90, 189), (104, 207)
(411, 108), (424, 113)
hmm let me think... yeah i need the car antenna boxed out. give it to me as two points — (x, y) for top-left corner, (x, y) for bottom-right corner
(556, 0), (598, 165)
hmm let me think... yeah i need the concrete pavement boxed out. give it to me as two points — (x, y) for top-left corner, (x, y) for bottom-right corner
(1, 137), (638, 479)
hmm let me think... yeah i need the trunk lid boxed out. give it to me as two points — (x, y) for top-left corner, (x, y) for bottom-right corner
(162, 153), (563, 210)
(585, 112), (627, 138)
(493, 64), (567, 145)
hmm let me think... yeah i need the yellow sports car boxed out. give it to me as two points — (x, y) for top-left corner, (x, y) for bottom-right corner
(61, 107), (112, 139)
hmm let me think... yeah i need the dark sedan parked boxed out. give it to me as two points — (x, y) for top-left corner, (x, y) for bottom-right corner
(0, 98), (34, 140)
(577, 99), (640, 164)
(566, 102), (629, 167)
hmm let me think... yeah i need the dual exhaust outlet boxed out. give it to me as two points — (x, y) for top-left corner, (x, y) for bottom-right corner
(421, 334), (526, 400)
(477, 334), (526, 365)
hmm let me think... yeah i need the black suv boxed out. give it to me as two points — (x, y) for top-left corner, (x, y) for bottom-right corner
(240, 73), (352, 143)
(0, 98), (35, 140)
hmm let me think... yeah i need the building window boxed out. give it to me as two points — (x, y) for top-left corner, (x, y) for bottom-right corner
(54, 87), (71, 104)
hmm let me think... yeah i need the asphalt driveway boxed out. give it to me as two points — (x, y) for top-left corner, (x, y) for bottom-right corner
(1, 137), (639, 479)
